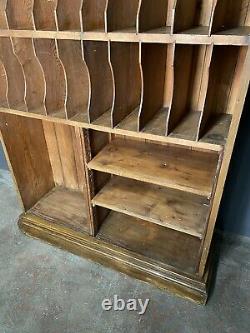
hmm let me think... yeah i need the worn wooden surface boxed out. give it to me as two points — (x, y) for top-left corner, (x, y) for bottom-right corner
(88, 138), (219, 197)
(93, 176), (210, 238)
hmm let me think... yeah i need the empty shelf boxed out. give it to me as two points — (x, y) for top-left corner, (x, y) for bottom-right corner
(169, 112), (201, 141)
(88, 139), (219, 197)
(28, 187), (89, 234)
(93, 177), (210, 238)
(97, 211), (201, 274)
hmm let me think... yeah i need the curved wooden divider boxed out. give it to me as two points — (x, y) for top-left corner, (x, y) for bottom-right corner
(138, 43), (173, 135)
(106, 0), (140, 32)
(81, 0), (107, 32)
(83, 41), (114, 125)
(167, 44), (213, 141)
(12, 38), (46, 115)
(0, 0), (8, 29)
(210, 0), (250, 35)
(56, 0), (82, 31)
(57, 39), (90, 122)
(0, 61), (9, 108)
(34, 38), (67, 118)
(110, 42), (141, 128)
(6, 0), (35, 30)
(33, 0), (58, 31)
(137, 0), (170, 33)
(0, 37), (27, 111)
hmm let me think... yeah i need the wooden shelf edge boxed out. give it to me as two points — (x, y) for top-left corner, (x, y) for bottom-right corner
(0, 108), (223, 153)
(0, 29), (248, 45)
(19, 212), (211, 305)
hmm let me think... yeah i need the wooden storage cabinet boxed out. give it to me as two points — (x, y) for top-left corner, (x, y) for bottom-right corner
(0, 1), (249, 304)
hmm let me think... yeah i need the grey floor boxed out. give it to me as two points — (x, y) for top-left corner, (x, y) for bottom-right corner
(0, 169), (250, 333)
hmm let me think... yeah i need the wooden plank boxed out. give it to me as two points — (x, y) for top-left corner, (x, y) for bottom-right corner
(106, 0), (140, 32)
(33, 0), (58, 31)
(56, 0), (82, 31)
(34, 38), (67, 118)
(88, 138), (219, 197)
(84, 41), (114, 123)
(110, 42), (141, 127)
(137, 0), (169, 32)
(0, 37), (27, 111)
(29, 187), (89, 234)
(81, 0), (107, 32)
(97, 211), (202, 274)
(139, 43), (168, 131)
(0, 113), (54, 209)
(93, 176), (210, 238)
(12, 38), (46, 115)
(0, 61), (9, 108)
(6, 0), (35, 30)
(57, 39), (90, 120)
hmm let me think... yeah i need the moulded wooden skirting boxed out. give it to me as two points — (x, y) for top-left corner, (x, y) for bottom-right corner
(19, 213), (211, 305)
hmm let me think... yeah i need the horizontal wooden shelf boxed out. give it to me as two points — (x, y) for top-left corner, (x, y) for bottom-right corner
(0, 29), (248, 45)
(88, 139), (219, 197)
(28, 187), (89, 234)
(0, 108), (223, 152)
(97, 211), (201, 274)
(92, 177), (210, 238)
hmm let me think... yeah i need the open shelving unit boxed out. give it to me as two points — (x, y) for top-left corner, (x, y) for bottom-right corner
(0, 0), (249, 304)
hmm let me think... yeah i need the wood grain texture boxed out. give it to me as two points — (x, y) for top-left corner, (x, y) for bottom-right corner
(84, 41), (114, 123)
(34, 38), (67, 118)
(93, 176), (210, 238)
(12, 38), (46, 115)
(29, 187), (90, 234)
(110, 42), (141, 127)
(211, 0), (250, 34)
(138, 0), (169, 32)
(43, 122), (85, 191)
(0, 113), (54, 209)
(57, 39), (90, 120)
(139, 43), (168, 131)
(81, 0), (107, 32)
(56, 0), (82, 31)
(97, 211), (201, 274)
(6, 0), (35, 30)
(200, 46), (241, 136)
(173, 0), (213, 33)
(0, 0), (8, 29)
(88, 138), (219, 197)
(33, 0), (58, 31)
(106, 0), (140, 32)
(0, 37), (27, 111)
(0, 61), (9, 108)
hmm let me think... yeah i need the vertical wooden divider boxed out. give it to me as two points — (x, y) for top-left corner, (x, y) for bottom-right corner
(0, 62), (9, 108)
(137, 0), (170, 33)
(6, 0), (35, 30)
(12, 38), (47, 115)
(138, 42), (170, 134)
(56, 0), (83, 31)
(33, 0), (58, 31)
(84, 41), (114, 125)
(106, 0), (140, 32)
(110, 42), (141, 128)
(167, 44), (213, 141)
(34, 38), (67, 119)
(57, 39), (90, 122)
(81, 0), (107, 32)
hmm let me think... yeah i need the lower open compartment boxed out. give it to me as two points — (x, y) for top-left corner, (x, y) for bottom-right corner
(0, 113), (93, 235)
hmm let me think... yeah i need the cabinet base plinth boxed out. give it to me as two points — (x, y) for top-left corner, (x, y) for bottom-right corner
(19, 213), (211, 305)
